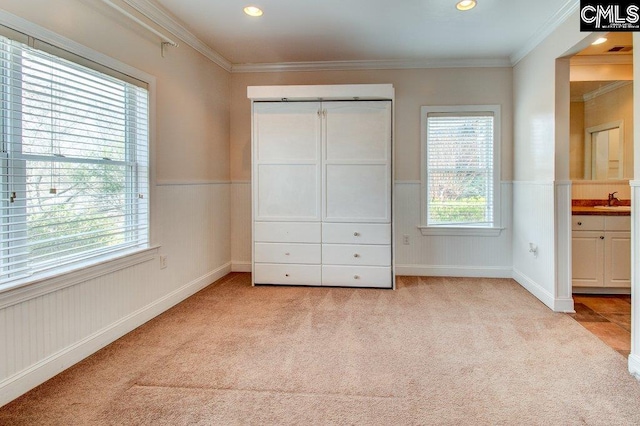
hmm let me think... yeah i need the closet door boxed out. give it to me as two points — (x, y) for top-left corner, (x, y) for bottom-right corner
(253, 102), (322, 222)
(322, 101), (391, 223)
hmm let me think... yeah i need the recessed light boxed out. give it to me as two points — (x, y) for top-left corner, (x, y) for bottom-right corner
(592, 37), (608, 45)
(244, 6), (263, 17)
(456, 0), (477, 11)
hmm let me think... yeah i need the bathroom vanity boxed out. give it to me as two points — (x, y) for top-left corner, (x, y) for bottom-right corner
(572, 205), (631, 292)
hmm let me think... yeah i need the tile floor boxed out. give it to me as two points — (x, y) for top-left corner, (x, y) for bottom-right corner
(569, 294), (631, 357)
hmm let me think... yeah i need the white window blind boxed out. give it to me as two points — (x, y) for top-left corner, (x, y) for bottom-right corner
(0, 32), (149, 284)
(426, 111), (495, 227)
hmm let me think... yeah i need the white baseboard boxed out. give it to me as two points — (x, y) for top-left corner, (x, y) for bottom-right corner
(231, 261), (252, 273)
(0, 262), (232, 407)
(395, 265), (513, 279)
(629, 353), (640, 378)
(512, 267), (554, 310)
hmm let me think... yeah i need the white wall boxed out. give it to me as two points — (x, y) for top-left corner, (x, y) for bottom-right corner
(230, 68), (514, 275)
(629, 33), (640, 377)
(512, 10), (593, 312)
(0, 0), (231, 406)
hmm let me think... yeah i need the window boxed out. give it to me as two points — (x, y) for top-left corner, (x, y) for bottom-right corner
(0, 29), (149, 285)
(420, 105), (501, 235)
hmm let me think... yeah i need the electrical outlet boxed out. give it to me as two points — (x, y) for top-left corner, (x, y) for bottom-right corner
(160, 255), (168, 269)
(403, 235), (410, 245)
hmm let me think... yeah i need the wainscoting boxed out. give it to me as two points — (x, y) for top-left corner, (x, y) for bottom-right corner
(0, 182), (232, 406)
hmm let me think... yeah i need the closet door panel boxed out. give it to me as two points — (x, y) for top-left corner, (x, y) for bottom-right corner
(256, 164), (320, 220)
(325, 164), (390, 222)
(324, 101), (391, 161)
(254, 102), (321, 162)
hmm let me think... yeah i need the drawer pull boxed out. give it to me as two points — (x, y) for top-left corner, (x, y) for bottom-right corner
(600, 236), (605, 240)
(353, 232), (360, 237)
(354, 253), (360, 258)
(577, 222), (582, 226)
(285, 273), (290, 277)
(354, 275), (360, 280)
(285, 252), (290, 256)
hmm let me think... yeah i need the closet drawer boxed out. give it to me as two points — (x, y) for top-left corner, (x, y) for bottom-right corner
(322, 244), (391, 266)
(572, 216), (604, 231)
(322, 265), (392, 288)
(605, 216), (631, 231)
(255, 243), (320, 264)
(254, 264), (321, 286)
(322, 223), (390, 244)
(255, 222), (321, 243)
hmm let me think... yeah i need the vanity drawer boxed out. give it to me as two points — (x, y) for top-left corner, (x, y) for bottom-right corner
(605, 216), (631, 231)
(321, 265), (392, 288)
(322, 223), (391, 245)
(572, 216), (604, 231)
(254, 264), (321, 286)
(255, 222), (321, 243)
(322, 244), (391, 266)
(255, 243), (320, 264)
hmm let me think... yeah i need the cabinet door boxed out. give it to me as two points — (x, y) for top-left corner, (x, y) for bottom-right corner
(604, 232), (631, 288)
(253, 102), (322, 221)
(572, 231), (604, 287)
(322, 101), (391, 223)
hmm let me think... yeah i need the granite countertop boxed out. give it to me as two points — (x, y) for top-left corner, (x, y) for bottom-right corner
(572, 199), (631, 216)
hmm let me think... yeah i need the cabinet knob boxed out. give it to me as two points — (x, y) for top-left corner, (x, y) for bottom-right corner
(354, 275), (360, 280)
(285, 273), (290, 277)
(577, 222), (582, 226)
(600, 236), (605, 240)
(353, 232), (360, 237)
(354, 253), (360, 258)
(285, 252), (290, 256)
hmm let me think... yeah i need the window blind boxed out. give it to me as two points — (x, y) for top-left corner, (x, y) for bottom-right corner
(426, 112), (494, 226)
(0, 32), (149, 284)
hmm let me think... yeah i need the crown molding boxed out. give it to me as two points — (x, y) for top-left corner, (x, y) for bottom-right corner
(510, 0), (579, 66)
(583, 80), (632, 101)
(122, 0), (232, 72)
(570, 55), (634, 66)
(231, 57), (512, 73)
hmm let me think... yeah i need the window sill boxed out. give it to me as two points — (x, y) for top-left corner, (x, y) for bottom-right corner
(418, 226), (503, 237)
(0, 246), (159, 309)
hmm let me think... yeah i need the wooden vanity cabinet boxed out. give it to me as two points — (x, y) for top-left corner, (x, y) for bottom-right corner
(572, 215), (631, 289)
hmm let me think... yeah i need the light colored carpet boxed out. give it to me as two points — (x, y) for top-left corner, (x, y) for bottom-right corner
(1, 273), (640, 425)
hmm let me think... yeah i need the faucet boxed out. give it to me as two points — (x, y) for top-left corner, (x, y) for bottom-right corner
(607, 192), (619, 206)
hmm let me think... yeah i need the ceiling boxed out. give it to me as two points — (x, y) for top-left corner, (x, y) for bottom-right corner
(142, 0), (579, 66)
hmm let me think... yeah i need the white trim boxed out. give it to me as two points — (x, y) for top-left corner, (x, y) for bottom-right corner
(155, 180), (231, 186)
(629, 353), (640, 378)
(247, 84), (394, 101)
(583, 81), (633, 102)
(0, 247), (159, 310)
(420, 105), (501, 231)
(510, 0), (580, 66)
(0, 262), (232, 407)
(395, 265), (512, 279)
(418, 226), (503, 237)
(232, 58), (511, 73)
(231, 261), (252, 273)
(100, 0), (178, 47)
(0, 9), (155, 85)
(512, 267), (556, 311)
(122, 0), (232, 72)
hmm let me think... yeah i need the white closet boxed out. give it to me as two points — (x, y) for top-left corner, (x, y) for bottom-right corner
(248, 84), (394, 288)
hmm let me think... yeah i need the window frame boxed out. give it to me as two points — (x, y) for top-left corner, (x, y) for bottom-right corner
(419, 105), (502, 236)
(0, 13), (157, 293)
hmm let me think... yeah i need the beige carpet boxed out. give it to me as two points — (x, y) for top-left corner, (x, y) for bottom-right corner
(2, 273), (640, 425)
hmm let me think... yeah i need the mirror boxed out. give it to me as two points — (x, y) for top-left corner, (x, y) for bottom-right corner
(570, 81), (633, 180)
(584, 121), (623, 180)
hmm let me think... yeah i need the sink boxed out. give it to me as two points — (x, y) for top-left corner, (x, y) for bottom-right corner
(593, 205), (631, 211)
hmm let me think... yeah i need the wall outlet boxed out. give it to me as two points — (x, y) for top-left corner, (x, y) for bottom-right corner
(403, 235), (410, 245)
(160, 255), (168, 269)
